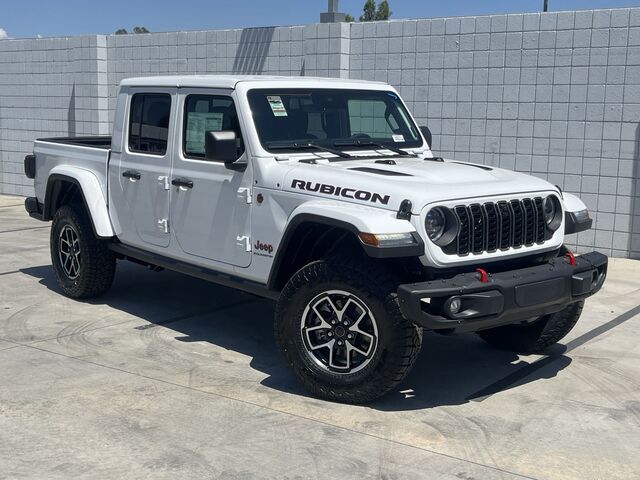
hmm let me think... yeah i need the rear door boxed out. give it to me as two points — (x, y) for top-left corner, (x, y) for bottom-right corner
(169, 88), (253, 268)
(109, 88), (176, 249)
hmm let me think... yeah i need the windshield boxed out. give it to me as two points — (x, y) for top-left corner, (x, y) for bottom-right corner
(247, 88), (423, 153)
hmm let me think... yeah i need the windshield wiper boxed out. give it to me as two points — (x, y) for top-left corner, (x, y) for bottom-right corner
(267, 142), (352, 159)
(334, 139), (417, 157)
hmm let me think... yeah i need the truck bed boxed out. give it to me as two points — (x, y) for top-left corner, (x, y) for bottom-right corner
(36, 136), (112, 149)
(33, 136), (112, 207)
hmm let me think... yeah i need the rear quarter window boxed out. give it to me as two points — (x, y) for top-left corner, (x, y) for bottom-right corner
(128, 93), (172, 156)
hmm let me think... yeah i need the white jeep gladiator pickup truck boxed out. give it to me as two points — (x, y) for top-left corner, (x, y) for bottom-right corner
(24, 75), (607, 403)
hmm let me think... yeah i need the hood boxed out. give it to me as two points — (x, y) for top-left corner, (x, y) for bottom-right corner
(282, 156), (558, 212)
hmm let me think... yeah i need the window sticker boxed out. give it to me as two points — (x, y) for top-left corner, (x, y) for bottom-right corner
(185, 112), (223, 154)
(392, 134), (405, 143)
(267, 96), (288, 117)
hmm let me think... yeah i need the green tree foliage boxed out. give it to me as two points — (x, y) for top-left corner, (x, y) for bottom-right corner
(345, 14), (355, 22)
(115, 26), (150, 35)
(375, 1), (391, 20)
(359, 0), (377, 21)
(355, 0), (392, 22)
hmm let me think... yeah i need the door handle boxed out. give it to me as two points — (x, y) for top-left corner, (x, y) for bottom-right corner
(171, 178), (194, 189)
(122, 170), (141, 181)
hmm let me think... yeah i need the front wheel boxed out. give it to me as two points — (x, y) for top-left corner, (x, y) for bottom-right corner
(274, 257), (422, 404)
(477, 301), (584, 354)
(51, 204), (116, 299)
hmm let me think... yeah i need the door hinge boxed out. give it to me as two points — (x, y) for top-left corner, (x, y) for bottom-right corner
(158, 175), (170, 190)
(237, 187), (252, 204)
(236, 235), (251, 252)
(157, 218), (169, 233)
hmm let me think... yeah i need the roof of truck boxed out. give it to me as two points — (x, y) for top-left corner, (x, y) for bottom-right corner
(119, 75), (388, 89)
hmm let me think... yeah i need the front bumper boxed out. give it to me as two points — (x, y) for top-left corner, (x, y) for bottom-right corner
(397, 251), (608, 333)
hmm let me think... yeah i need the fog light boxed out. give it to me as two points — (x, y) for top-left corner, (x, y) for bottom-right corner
(448, 296), (462, 315)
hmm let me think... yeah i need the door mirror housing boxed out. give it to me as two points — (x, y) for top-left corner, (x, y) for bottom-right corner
(419, 126), (432, 149)
(205, 130), (245, 170)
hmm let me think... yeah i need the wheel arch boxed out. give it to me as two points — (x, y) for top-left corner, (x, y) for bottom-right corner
(267, 207), (423, 291)
(44, 170), (114, 238)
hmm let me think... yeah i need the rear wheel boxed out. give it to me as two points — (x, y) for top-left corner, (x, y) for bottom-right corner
(477, 301), (584, 354)
(51, 204), (116, 299)
(275, 256), (422, 404)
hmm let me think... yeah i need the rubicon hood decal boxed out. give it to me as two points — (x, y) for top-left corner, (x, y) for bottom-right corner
(291, 179), (390, 205)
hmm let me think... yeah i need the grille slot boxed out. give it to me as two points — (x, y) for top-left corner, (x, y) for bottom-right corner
(444, 197), (546, 256)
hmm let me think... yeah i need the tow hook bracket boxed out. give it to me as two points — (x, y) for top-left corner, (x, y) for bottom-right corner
(476, 267), (490, 283)
(565, 250), (576, 266)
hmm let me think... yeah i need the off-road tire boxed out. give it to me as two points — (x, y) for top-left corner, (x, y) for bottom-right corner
(477, 301), (584, 354)
(51, 204), (116, 299)
(275, 256), (422, 404)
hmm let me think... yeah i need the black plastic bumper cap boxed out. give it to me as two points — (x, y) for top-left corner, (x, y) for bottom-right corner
(24, 197), (44, 221)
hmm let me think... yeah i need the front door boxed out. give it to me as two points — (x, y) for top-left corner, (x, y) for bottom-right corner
(169, 89), (253, 268)
(110, 88), (176, 249)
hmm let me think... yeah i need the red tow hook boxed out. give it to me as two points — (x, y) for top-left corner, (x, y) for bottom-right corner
(565, 250), (576, 266)
(476, 267), (490, 283)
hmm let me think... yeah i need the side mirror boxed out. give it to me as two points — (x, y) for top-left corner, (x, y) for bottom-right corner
(419, 126), (432, 149)
(205, 130), (244, 169)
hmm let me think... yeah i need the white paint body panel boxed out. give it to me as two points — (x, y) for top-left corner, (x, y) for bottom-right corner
(33, 141), (114, 238)
(31, 75), (589, 286)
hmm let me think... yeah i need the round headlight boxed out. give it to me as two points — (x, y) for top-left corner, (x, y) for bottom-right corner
(543, 195), (562, 232)
(425, 208), (446, 242)
(543, 196), (557, 225)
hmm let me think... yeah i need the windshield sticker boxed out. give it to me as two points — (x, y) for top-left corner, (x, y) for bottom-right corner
(267, 96), (288, 117)
(185, 112), (223, 154)
(392, 134), (405, 143)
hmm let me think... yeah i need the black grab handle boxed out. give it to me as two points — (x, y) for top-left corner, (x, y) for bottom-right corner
(122, 170), (141, 180)
(172, 178), (194, 189)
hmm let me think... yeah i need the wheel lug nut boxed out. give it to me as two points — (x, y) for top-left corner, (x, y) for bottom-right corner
(347, 334), (353, 339)
(343, 321), (348, 326)
(337, 340), (343, 346)
(327, 332), (333, 337)
(331, 320), (336, 325)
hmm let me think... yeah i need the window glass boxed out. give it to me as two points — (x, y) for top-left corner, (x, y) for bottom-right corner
(348, 99), (395, 137)
(128, 93), (171, 155)
(247, 89), (421, 153)
(183, 95), (243, 159)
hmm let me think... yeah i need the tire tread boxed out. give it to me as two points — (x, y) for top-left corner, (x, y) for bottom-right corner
(477, 301), (584, 354)
(51, 204), (116, 299)
(275, 256), (422, 404)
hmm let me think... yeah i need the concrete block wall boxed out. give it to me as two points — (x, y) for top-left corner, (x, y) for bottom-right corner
(350, 9), (640, 258)
(0, 35), (112, 195)
(105, 26), (306, 115)
(0, 8), (638, 258)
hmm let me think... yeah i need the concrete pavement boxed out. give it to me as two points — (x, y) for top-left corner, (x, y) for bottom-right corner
(0, 194), (639, 480)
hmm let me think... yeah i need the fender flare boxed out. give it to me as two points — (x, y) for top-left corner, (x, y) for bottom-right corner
(267, 201), (423, 290)
(562, 192), (588, 213)
(44, 167), (114, 238)
(562, 192), (592, 234)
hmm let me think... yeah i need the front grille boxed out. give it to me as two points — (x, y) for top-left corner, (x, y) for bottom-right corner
(444, 197), (546, 256)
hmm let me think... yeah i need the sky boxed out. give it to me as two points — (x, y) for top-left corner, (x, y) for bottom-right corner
(1, 0), (640, 39)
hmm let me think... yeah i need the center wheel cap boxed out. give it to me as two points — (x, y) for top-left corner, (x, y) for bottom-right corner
(334, 326), (346, 338)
